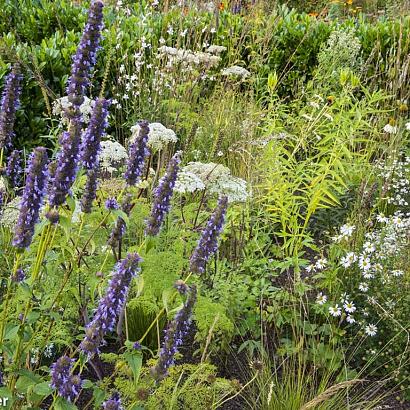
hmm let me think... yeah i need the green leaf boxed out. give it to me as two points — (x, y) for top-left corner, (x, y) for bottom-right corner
(33, 381), (53, 396)
(124, 351), (142, 385)
(55, 397), (78, 410)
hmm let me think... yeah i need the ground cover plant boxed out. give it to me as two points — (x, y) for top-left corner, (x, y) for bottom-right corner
(0, 0), (409, 409)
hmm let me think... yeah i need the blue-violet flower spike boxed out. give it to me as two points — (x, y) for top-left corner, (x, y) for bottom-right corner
(6, 149), (22, 188)
(50, 356), (82, 403)
(12, 147), (48, 249)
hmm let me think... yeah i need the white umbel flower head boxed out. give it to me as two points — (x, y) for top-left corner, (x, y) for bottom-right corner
(130, 122), (177, 151)
(99, 140), (129, 174)
(221, 65), (251, 79)
(52, 96), (94, 124)
(206, 45), (227, 55)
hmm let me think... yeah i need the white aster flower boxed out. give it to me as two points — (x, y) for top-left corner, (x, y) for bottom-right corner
(306, 264), (316, 273)
(340, 224), (355, 237)
(364, 324), (378, 336)
(340, 252), (357, 268)
(391, 269), (404, 277)
(316, 292), (327, 305)
(358, 282), (369, 292)
(329, 305), (342, 317)
(359, 256), (371, 271)
(383, 124), (397, 134)
(362, 241), (375, 254)
(315, 258), (327, 270)
(343, 301), (356, 313)
(346, 315), (356, 324)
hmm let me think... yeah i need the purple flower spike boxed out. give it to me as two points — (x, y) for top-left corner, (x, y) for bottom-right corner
(102, 392), (123, 410)
(80, 253), (142, 357)
(12, 147), (48, 249)
(49, 117), (82, 207)
(145, 151), (181, 236)
(0, 64), (22, 149)
(11, 268), (25, 283)
(107, 193), (133, 248)
(81, 167), (99, 213)
(67, 0), (104, 107)
(80, 98), (109, 170)
(189, 196), (228, 274)
(124, 120), (150, 186)
(105, 198), (119, 210)
(6, 149), (22, 188)
(50, 356), (82, 402)
(151, 283), (197, 381)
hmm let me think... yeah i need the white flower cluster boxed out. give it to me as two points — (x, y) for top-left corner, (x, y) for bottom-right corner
(99, 140), (129, 174)
(221, 65), (251, 79)
(376, 154), (410, 207)
(52, 96), (94, 124)
(157, 46), (221, 69)
(174, 162), (249, 203)
(206, 45), (227, 55)
(383, 124), (397, 134)
(130, 122), (178, 151)
(332, 223), (356, 242)
(0, 196), (21, 229)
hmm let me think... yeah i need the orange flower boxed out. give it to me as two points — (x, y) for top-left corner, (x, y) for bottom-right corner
(219, 2), (224, 10)
(346, 0), (353, 5)
(308, 12), (319, 17)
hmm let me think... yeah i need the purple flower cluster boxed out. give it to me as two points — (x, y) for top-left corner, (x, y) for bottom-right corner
(48, 118), (82, 207)
(50, 356), (82, 402)
(12, 147), (49, 249)
(145, 151), (181, 236)
(102, 392), (123, 410)
(124, 120), (150, 186)
(107, 193), (132, 248)
(189, 196), (228, 274)
(11, 268), (25, 283)
(151, 282), (197, 381)
(80, 98), (109, 170)
(80, 253), (142, 357)
(105, 197), (119, 210)
(6, 149), (22, 188)
(0, 64), (22, 149)
(67, 1), (104, 107)
(81, 167), (98, 213)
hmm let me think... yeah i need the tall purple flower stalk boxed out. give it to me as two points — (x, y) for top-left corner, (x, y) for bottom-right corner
(124, 120), (150, 186)
(145, 151), (181, 236)
(80, 253), (142, 357)
(81, 166), (98, 213)
(107, 193), (132, 248)
(12, 147), (48, 249)
(67, 0), (104, 107)
(151, 282), (197, 381)
(6, 149), (22, 188)
(189, 196), (228, 274)
(80, 98), (109, 170)
(50, 356), (82, 402)
(0, 64), (22, 150)
(102, 392), (123, 410)
(48, 118), (82, 207)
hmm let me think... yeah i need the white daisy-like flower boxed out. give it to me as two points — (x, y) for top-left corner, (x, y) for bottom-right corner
(306, 264), (316, 273)
(340, 224), (355, 237)
(343, 301), (356, 313)
(316, 292), (327, 305)
(346, 315), (356, 324)
(405, 122), (410, 131)
(376, 213), (388, 223)
(362, 241), (375, 254)
(363, 272), (374, 279)
(358, 282), (369, 292)
(340, 252), (357, 268)
(329, 305), (342, 317)
(315, 258), (327, 270)
(364, 324), (378, 336)
(340, 293), (350, 304)
(359, 256), (371, 271)
(383, 124), (397, 134)
(391, 269), (404, 277)
(373, 263), (383, 272)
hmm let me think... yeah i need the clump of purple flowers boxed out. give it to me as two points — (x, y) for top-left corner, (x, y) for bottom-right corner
(150, 282), (197, 381)
(6, 149), (22, 188)
(0, 64), (22, 149)
(48, 118), (82, 207)
(50, 356), (82, 402)
(124, 120), (150, 186)
(80, 253), (142, 357)
(12, 147), (49, 249)
(80, 98), (109, 170)
(102, 392), (123, 410)
(81, 166), (98, 213)
(189, 196), (228, 274)
(67, 0), (104, 107)
(11, 268), (25, 283)
(105, 198), (119, 210)
(145, 151), (181, 236)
